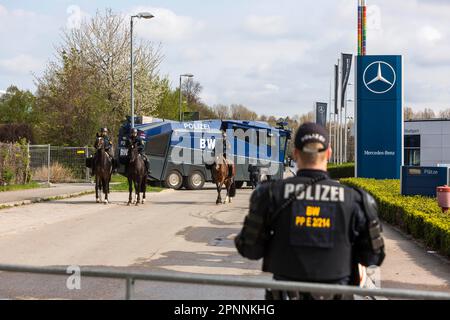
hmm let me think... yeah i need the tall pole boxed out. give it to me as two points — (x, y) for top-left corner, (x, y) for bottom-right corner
(179, 76), (182, 122)
(337, 58), (342, 164)
(328, 79), (333, 161)
(344, 100), (348, 163)
(129, 12), (154, 129)
(130, 17), (135, 129)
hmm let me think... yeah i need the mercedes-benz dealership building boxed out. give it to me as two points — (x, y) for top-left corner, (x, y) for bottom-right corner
(404, 119), (450, 167)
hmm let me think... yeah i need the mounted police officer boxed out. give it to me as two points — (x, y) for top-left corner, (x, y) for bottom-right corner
(235, 123), (385, 300)
(99, 127), (113, 158)
(128, 128), (150, 174)
(95, 127), (116, 171)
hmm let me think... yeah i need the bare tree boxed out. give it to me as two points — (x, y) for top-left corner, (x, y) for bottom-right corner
(214, 104), (230, 119)
(230, 104), (258, 121)
(415, 108), (436, 120)
(439, 108), (450, 119)
(404, 107), (414, 121)
(182, 78), (203, 106)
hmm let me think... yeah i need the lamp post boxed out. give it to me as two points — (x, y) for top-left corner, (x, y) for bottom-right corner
(130, 12), (154, 129)
(179, 74), (194, 122)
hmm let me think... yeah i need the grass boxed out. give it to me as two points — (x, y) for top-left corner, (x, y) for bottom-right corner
(0, 182), (43, 192)
(109, 174), (163, 192)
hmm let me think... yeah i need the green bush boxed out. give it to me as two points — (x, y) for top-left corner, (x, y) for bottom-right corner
(328, 163), (355, 179)
(2, 168), (14, 184)
(341, 178), (450, 257)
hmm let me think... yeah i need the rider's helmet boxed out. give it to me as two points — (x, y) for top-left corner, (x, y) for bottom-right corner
(131, 128), (138, 138)
(100, 127), (108, 136)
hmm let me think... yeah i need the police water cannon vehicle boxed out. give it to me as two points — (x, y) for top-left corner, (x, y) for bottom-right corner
(117, 118), (291, 190)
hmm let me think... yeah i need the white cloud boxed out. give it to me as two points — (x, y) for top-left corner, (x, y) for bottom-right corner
(0, 54), (43, 75)
(131, 7), (204, 42)
(66, 5), (90, 30)
(418, 26), (443, 43)
(264, 83), (280, 92)
(244, 15), (288, 36)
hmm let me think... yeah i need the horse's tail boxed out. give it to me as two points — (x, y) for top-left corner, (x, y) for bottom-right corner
(229, 179), (237, 197)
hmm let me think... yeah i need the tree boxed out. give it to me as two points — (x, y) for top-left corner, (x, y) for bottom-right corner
(182, 78), (203, 106)
(214, 105), (230, 119)
(404, 107), (414, 121)
(154, 79), (180, 120)
(0, 85), (36, 124)
(230, 104), (258, 121)
(35, 9), (166, 145)
(439, 108), (450, 119)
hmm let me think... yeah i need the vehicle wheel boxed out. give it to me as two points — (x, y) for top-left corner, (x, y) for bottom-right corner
(186, 171), (206, 190)
(164, 170), (183, 190)
(235, 181), (245, 189)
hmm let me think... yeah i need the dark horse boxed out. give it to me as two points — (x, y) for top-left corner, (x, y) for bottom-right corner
(126, 142), (147, 206)
(206, 156), (237, 205)
(94, 135), (113, 204)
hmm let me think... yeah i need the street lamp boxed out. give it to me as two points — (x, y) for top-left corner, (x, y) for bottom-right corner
(130, 12), (154, 129)
(179, 74), (194, 122)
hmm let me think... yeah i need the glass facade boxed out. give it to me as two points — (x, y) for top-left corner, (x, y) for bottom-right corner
(404, 135), (420, 166)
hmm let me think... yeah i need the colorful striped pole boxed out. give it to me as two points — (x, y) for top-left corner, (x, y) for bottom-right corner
(358, 0), (362, 56)
(362, 0), (367, 55)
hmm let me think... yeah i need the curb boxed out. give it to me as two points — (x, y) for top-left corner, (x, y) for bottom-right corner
(0, 188), (173, 210)
(0, 190), (94, 210)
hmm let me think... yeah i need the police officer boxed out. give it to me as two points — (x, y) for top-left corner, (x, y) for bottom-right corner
(128, 128), (150, 174)
(99, 127), (114, 158)
(235, 123), (385, 300)
(95, 127), (116, 171)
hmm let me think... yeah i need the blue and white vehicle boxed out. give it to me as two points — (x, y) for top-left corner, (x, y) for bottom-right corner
(117, 119), (291, 190)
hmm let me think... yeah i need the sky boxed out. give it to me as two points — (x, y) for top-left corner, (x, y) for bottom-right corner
(1, 0), (450, 117)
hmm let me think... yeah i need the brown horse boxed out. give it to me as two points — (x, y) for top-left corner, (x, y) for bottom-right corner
(206, 156), (237, 205)
(93, 135), (113, 204)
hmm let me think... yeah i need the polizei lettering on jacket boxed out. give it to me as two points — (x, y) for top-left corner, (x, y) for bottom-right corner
(284, 184), (345, 202)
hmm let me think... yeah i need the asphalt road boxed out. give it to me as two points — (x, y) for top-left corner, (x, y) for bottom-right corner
(0, 186), (448, 300)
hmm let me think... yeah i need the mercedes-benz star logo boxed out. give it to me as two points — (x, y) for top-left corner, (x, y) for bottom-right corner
(363, 61), (396, 94)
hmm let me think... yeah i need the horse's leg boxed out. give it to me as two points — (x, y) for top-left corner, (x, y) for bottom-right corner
(127, 176), (133, 206)
(217, 182), (224, 205)
(103, 177), (109, 204)
(141, 178), (146, 204)
(224, 180), (231, 204)
(95, 175), (99, 203)
(135, 177), (140, 206)
(225, 180), (232, 204)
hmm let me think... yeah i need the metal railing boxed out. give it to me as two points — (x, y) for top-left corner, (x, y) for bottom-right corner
(0, 264), (449, 300)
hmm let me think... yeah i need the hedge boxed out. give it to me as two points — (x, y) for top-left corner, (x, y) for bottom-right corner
(341, 178), (450, 257)
(328, 163), (355, 180)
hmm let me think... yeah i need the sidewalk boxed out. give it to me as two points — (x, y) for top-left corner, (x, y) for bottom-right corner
(0, 183), (94, 208)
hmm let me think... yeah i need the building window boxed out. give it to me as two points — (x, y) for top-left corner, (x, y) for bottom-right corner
(404, 135), (420, 166)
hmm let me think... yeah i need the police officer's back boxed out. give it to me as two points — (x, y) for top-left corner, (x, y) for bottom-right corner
(235, 123), (385, 300)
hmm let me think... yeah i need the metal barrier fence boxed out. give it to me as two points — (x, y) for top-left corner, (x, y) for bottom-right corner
(0, 264), (449, 300)
(29, 145), (95, 183)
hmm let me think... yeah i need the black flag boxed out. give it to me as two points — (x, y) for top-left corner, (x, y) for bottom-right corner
(315, 102), (328, 127)
(334, 64), (339, 114)
(341, 53), (353, 109)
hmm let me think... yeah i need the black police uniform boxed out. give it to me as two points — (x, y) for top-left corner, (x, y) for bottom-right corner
(103, 136), (114, 158)
(235, 169), (385, 299)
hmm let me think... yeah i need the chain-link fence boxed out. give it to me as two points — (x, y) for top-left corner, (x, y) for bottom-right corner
(29, 145), (95, 183)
